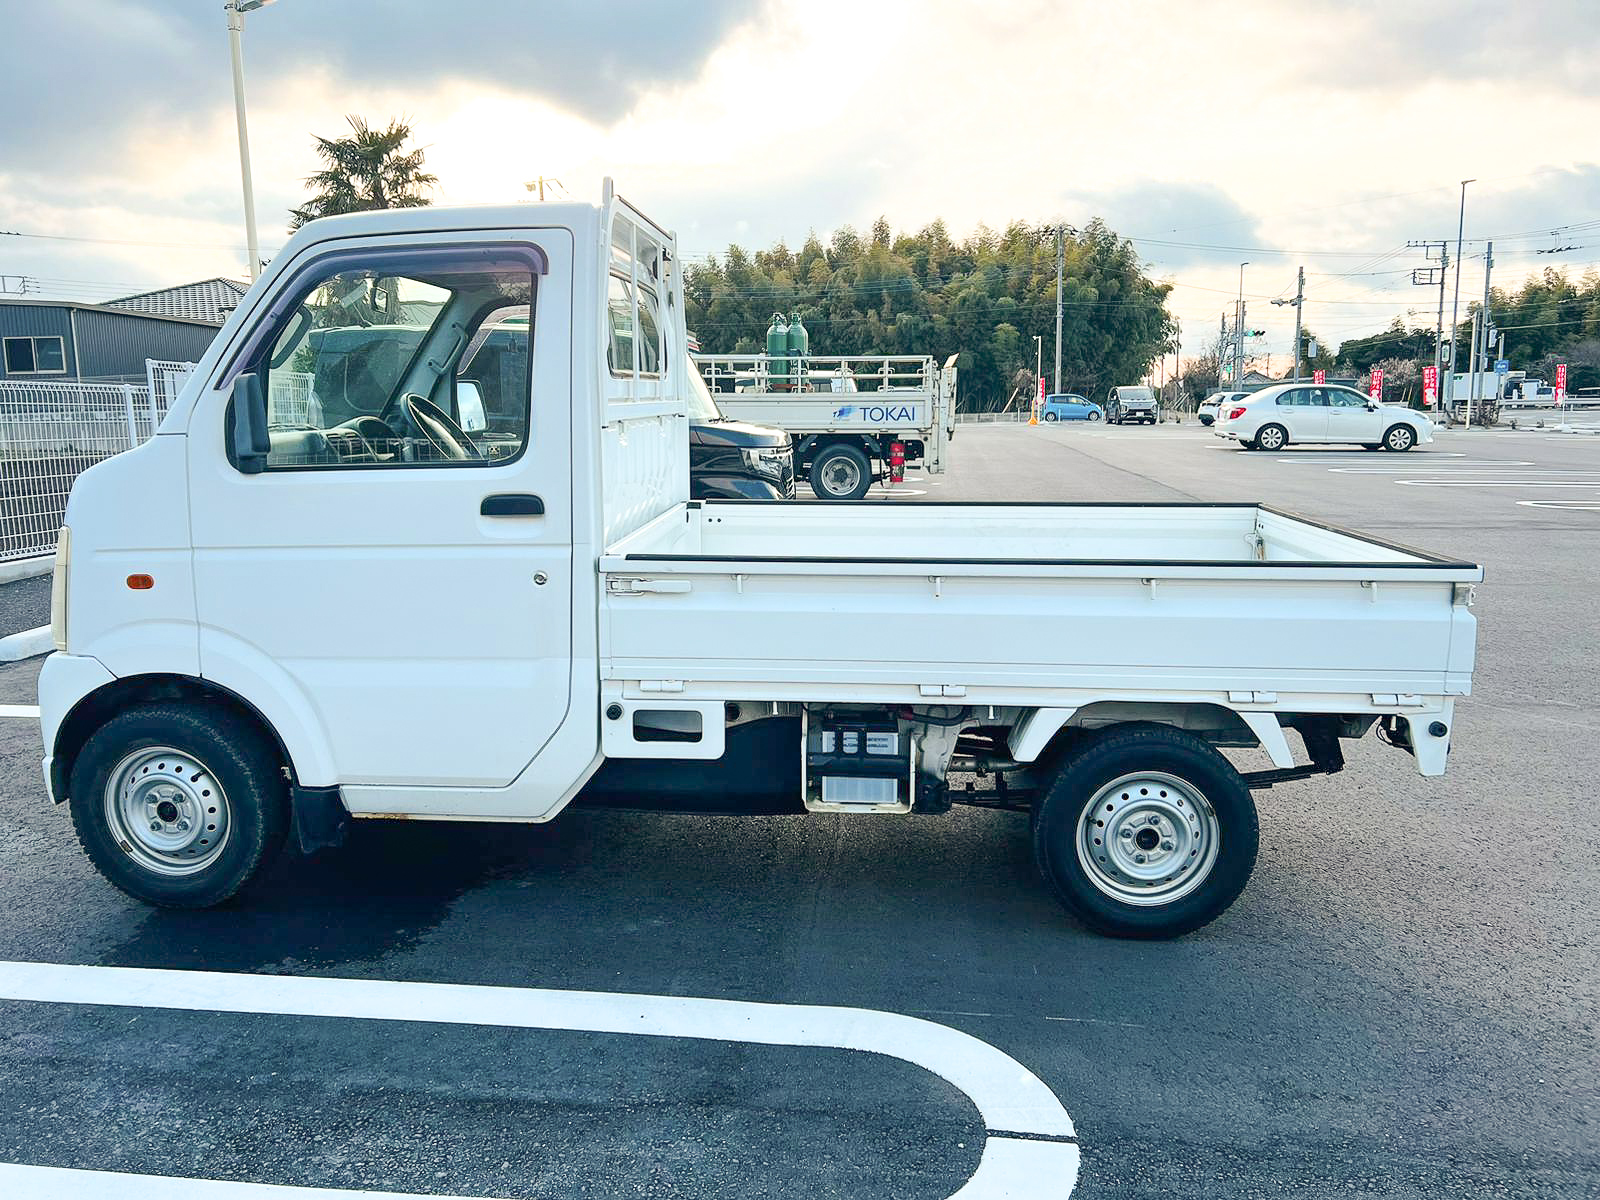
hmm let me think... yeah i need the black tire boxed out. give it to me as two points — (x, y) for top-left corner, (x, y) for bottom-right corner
(809, 444), (872, 500)
(1362, 443), (1382, 451)
(1252, 423), (1288, 451)
(68, 703), (290, 908)
(1198, 416), (1214, 426)
(1382, 424), (1416, 452)
(1032, 723), (1259, 939)
(1088, 410), (1102, 422)
(1042, 411), (1058, 422)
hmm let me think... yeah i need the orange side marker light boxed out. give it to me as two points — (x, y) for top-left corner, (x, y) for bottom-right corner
(126, 574), (154, 590)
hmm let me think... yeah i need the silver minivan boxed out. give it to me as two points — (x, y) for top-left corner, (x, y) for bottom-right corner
(1107, 386), (1158, 425)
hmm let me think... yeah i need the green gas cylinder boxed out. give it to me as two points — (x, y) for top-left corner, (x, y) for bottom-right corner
(766, 311), (790, 390)
(786, 311), (809, 388)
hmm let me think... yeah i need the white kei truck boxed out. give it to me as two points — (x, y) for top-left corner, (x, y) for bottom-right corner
(38, 184), (1482, 939)
(692, 352), (958, 500)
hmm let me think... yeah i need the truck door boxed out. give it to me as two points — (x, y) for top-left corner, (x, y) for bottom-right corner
(187, 233), (575, 789)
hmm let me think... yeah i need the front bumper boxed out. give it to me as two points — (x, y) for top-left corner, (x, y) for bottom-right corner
(37, 651), (116, 804)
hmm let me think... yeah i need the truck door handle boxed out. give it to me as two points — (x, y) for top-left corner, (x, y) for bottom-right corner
(480, 493), (545, 517)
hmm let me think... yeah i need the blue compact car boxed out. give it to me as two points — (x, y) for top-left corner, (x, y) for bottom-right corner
(1041, 394), (1104, 422)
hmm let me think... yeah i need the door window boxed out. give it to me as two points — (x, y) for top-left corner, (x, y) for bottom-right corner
(246, 249), (536, 470)
(1327, 389), (1364, 407)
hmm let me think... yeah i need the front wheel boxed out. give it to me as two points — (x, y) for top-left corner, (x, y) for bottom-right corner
(1088, 410), (1102, 422)
(68, 703), (290, 908)
(809, 444), (873, 500)
(1032, 724), (1259, 938)
(1042, 411), (1058, 422)
(1383, 424), (1417, 452)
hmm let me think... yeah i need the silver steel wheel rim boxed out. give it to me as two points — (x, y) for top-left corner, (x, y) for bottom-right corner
(820, 455), (862, 496)
(1075, 771), (1220, 906)
(103, 745), (232, 877)
(1259, 426), (1285, 449)
(1388, 427), (1412, 450)
(1088, 411), (1101, 421)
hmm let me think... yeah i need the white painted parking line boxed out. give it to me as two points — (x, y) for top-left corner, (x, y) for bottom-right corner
(1518, 499), (1600, 511)
(1393, 479), (1600, 487)
(0, 1163), (481, 1200)
(0, 961), (1079, 1199)
(0, 704), (40, 718)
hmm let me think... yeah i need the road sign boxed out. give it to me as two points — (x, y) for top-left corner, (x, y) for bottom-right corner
(1423, 365), (1438, 407)
(1495, 359), (1509, 374)
(1556, 362), (1568, 406)
(1313, 369), (1325, 384)
(1368, 367), (1383, 401)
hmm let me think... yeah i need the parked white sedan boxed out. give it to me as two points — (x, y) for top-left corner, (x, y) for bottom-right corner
(1214, 383), (1434, 451)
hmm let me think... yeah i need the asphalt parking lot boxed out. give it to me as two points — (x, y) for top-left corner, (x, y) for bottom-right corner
(0, 422), (1596, 1198)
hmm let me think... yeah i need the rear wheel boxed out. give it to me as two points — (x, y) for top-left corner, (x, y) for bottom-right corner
(809, 444), (872, 500)
(68, 703), (290, 908)
(1253, 423), (1288, 451)
(1032, 724), (1258, 938)
(1383, 423), (1417, 452)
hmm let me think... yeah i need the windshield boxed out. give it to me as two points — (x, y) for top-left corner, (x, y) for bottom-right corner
(684, 357), (723, 421)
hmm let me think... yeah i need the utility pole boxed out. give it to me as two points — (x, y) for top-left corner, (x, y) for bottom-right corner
(1172, 316), (1181, 407)
(1234, 262), (1249, 390)
(1409, 240), (1449, 410)
(1054, 227), (1064, 395)
(1271, 266), (1305, 381)
(1465, 242), (1494, 423)
(1479, 241), (1495, 417)
(1448, 179), (1474, 424)
(1033, 335), (1042, 396)
(524, 176), (563, 202)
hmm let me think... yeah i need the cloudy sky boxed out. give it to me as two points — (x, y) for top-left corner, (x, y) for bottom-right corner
(2, 0), (1598, 366)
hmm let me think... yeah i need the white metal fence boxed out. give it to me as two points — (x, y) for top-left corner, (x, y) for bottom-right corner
(0, 360), (196, 563)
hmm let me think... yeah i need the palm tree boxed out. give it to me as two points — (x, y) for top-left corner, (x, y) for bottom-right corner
(288, 116), (438, 230)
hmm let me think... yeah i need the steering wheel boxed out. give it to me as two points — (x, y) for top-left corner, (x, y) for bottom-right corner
(400, 393), (483, 462)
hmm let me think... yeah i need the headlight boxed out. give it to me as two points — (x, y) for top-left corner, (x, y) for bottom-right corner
(742, 446), (788, 481)
(50, 525), (70, 653)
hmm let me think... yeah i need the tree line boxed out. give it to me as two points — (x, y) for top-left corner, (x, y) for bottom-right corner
(683, 218), (1175, 412)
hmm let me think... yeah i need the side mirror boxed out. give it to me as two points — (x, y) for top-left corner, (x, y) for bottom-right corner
(457, 380), (487, 434)
(1367, 399), (1379, 411)
(231, 372), (270, 474)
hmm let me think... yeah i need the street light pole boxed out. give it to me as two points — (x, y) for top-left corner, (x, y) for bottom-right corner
(1034, 335), (1042, 396)
(1447, 178), (1474, 425)
(225, 0), (278, 282)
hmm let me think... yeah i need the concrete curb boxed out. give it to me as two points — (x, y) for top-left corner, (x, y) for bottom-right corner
(0, 626), (52, 662)
(0, 556), (52, 585)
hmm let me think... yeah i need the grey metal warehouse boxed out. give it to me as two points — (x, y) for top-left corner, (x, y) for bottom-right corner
(0, 278), (246, 384)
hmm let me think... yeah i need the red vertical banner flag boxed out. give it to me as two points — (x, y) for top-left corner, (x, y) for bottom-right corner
(1038, 377), (1047, 402)
(1368, 367), (1384, 400)
(1556, 363), (1568, 406)
(1422, 365), (1438, 407)
(1313, 369), (1325, 384)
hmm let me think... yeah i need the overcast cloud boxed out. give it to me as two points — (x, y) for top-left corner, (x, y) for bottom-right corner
(2, 0), (1596, 362)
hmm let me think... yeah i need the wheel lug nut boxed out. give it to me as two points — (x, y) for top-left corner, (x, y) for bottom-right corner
(1119, 827), (1133, 839)
(150, 821), (162, 831)
(177, 821), (190, 833)
(1161, 840), (1174, 851)
(1133, 853), (1147, 863)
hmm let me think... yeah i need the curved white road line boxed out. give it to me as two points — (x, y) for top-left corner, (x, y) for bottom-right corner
(0, 961), (1078, 1199)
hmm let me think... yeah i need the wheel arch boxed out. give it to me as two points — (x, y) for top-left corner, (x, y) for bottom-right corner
(50, 673), (303, 806)
(799, 432), (883, 464)
(1008, 701), (1291, 768)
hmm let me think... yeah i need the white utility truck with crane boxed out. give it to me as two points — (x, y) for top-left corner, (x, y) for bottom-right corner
(38, 184), (1481, 938)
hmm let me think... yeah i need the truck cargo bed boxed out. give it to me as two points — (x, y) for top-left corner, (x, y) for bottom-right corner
(600, 501), (1480, 705)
